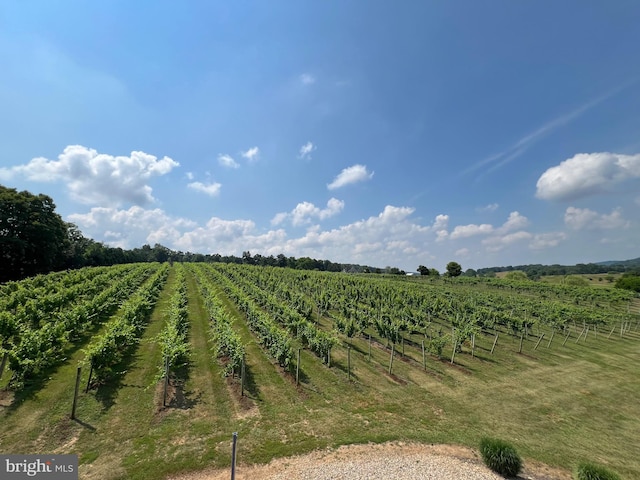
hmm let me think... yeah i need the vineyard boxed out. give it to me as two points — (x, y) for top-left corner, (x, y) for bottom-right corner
(1, 263), (639, 479)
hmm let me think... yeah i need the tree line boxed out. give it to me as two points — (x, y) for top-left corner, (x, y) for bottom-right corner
(0, 185), (382, 282)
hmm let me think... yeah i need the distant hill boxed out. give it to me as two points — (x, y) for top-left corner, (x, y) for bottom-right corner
(477, 257), (640, 278)
(595, 257), (640, 268)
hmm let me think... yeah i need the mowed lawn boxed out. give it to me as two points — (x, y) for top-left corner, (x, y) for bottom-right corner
(1, 265), (639, 479)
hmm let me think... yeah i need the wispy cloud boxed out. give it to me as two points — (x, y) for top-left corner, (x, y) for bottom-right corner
(300, 73), (316, 85)
(464, 83), (633, 178)
(327, 164), (374, 190)
(298, 141), (316, 160)
(218, 153), (239, 169)
(241, 146), (260, 163)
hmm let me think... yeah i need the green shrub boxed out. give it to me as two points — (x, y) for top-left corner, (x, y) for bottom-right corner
(575, 462), (621, 480)
(479, 437), (522, 477)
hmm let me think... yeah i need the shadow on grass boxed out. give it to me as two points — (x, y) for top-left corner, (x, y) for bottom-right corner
(239, 362), (261, 400)
(72, 417), (97, 432)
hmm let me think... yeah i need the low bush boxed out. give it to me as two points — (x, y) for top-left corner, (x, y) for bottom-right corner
(479, 437), (522, 477)
(575, 462), (621, 480)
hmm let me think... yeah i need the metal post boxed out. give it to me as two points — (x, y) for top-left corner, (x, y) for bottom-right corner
(231, 432), (238, 480)
(71, 366), (82, 420)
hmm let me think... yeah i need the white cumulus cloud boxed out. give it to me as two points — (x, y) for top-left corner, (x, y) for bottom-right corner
(188, 181), (222, 197)
(536, 152), (640, 201)
(450, 223), (493, 239)
(0, 145), (178, 206)
(482, 231), (533, 252)
(564, 206), (630, 230)
(218, 154), (239, 169)
(271, 198), (345, 226)
(327, 164), (374, 190)
(529, 232), (567, 250)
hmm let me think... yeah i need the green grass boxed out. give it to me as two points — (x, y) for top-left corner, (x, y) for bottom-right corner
(479, 437), (522, 477)
(1, 264), (639, 479)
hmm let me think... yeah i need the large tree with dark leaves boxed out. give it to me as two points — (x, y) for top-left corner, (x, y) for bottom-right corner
(0, 185), (69, 282)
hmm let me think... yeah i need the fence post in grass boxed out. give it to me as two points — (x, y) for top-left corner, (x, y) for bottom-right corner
(575, 327), (585, 343)
(163, 356), (170, 407)
(421, 340), (426, 370)
(368, 334), (371, 362)
(584, 326), (589, 342)
(327, 348), (331, 368)
(401, 337), (405, 357)
(241, 356), (246, 396)
(608, 324), (616, 339)
(388, 344), (395, 375)
(471, 334), (475, 358)
(71, 366), (81, 420)
(518, 330), (524, 353)
(0, 352), (7, 380)
(296, 348), (301, 386)
(85, 359), (94, 393)
(450, 339), (457, 364)
(562, 329), (571, 346)
(533, 333), (545, 350)
(620, 322), (624, 338)
(547, 329), (555, 348)
(347, 346), (351, 382)
(231, 432), (238, 480)
(491, 333), (498, 354)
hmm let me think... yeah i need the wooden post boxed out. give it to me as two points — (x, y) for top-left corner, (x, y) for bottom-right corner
(575, 327), (585, 343)
(546, 329), (555, 348)
(241, 356), (246, 396)
(584, 326), (589, 342)
(401, 337), (405, 357)
(296, 349), (301, 386)
(163, 356), (170, 407)
(347, 346), (351, 382)
(388, 344), (395, 375)
(327, 348), (331, 368)
(607, 324), (616, 339)
(491, 333), (498, 354)
(471, 334), (475, 358)
(71, 366), (82, 420)
(0, 352), (7, 380)
(421, 340), (426, 370)
(518, 330), (524, 353)
(562, 329), (571, 346)
(594, 325), (597, 339)
(533, 333), (545, 350)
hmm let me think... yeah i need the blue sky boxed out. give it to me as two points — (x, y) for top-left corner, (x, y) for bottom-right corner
(1, 1), (639, 271)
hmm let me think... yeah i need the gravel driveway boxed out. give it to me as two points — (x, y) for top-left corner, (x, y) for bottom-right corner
(168, 442), (572, 480)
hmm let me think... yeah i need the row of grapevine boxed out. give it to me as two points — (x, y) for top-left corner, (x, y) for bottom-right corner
(156, 263), (190, 378)
(2, 265), (142, 332)
(3, 264), (159, 389)
(200, 265), (294, 369)
(83, 265), (169, 387)
(212, 264), (337, 361)
(190, 265), (244, 377)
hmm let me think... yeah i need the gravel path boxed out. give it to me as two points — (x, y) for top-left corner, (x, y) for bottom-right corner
(168, 442), (571, 480)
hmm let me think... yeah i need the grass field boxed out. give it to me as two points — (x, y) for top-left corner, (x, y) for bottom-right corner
(1, 264), (639, 479)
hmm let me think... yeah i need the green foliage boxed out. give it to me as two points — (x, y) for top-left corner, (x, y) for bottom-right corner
(504, 270), (528, 281)
(446, 261), (462, 277)
(417, 265), (429, 276)
(0, 185), (69, 282)
(575, 462), (621, 480)
(615, 273), (640, 293)
(564, 275), (590, 287)
(479, 437), (522, 477)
